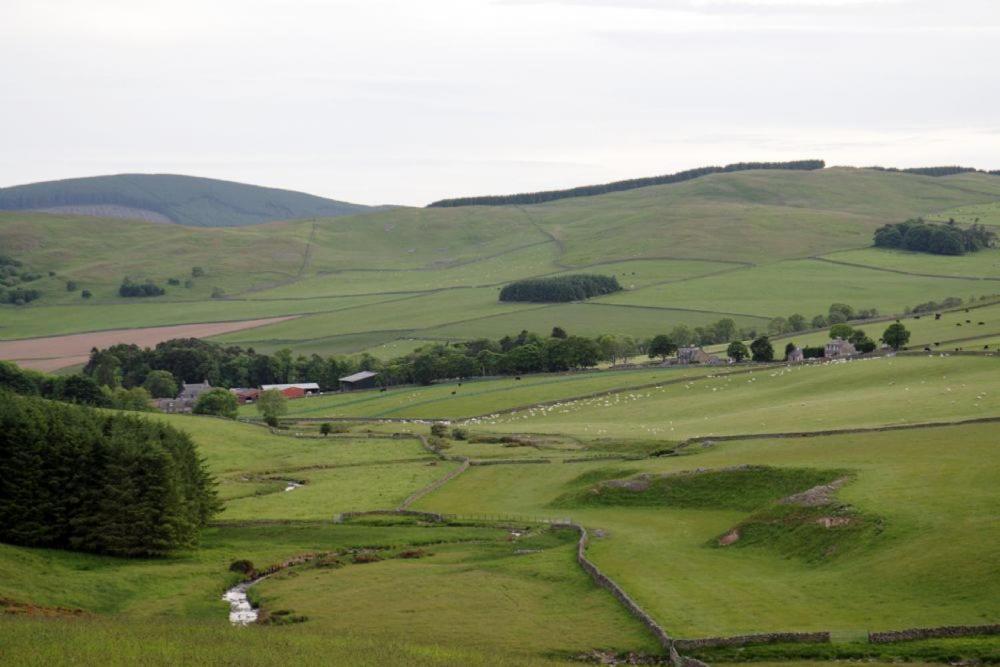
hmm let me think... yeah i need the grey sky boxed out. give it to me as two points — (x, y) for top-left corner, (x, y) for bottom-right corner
(1, 0), (998, 206)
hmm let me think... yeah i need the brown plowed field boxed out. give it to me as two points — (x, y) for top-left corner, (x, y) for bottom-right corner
(0, 316), (299, 372)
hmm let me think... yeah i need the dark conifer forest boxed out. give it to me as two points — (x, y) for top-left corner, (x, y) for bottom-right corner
(0, 391), (219, 556)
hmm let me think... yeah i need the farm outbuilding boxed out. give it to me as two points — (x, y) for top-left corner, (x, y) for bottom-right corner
(339, 371), (379, 391)
(260, 383), (320, 399)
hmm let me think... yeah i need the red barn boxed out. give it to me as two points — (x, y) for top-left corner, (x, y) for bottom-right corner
(260, 383), (319, 400)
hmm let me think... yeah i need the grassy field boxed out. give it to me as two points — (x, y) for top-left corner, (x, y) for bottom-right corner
(927, 201), (1000, 227)
(5, 168), (1000, 364)
(818, 247), (1000, 280)
(4, 167), (1000, 664)
(252, 530), (657, 657)
(253, 365), (725, 420)
(416, 421), (1000, 637)
(723, 299), (1000, 356)
(467, 355), (1000, 439)
(598, 258), (998, 318)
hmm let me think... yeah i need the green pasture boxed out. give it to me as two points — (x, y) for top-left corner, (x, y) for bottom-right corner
(819, 247), (1000, 279)
(148, 414), (429, 474)
(0, 616), (574, 666)
(220, 461), (457, 520)
(0, 522), (497, 619)
(927, 201), (1000, 227)
(738, 300), (1000, 355)
(252, 365), (722, 420)
(469, 355), (1000, 439)
(243, 241), (560, 299)
(4, 168), (1000, 359)
(0, 293), (393, 340)
(253, 531), (657, 657)
(524, 168), (1000, 266)
(598, 258), (997, 319)
(419, 302), (769, 340)
(416, 421), (1000, 637)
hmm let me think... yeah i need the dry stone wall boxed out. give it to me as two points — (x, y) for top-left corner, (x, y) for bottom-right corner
(868, 624), (999, 643)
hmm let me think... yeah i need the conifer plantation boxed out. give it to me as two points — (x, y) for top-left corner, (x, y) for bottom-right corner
(0, 391), (219, 557)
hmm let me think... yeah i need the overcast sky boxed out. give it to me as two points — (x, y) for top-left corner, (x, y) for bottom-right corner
(1, 0), (998, 206)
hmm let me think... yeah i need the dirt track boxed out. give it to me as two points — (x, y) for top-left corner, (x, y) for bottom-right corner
(0, 316), (299, 372)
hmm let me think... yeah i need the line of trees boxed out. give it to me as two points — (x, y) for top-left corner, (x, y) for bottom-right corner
(874, 218), (995, 256)
(0, 390), (219, 556)
(427, 160), (825, 207)
(768, 302), (880, 334)
(865, 165), (986, 177)
(79, 314), (765, 393)
(498, 274), (621, 302)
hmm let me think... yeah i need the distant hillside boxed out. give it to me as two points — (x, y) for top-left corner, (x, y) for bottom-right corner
(0, 174), (372, 227)
(427, 159), (826, 207)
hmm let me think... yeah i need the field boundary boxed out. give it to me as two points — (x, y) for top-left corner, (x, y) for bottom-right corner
(812, 255), (1000, 282)
(558, 522), (673, 650)
(673, 414), (1000, 450)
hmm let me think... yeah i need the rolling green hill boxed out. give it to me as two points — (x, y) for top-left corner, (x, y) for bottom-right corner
(0, 173), (372, 227)
(3, 167), (1000, 361)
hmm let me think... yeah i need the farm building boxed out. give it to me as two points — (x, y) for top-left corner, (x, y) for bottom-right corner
(675, 346), (723, 365)
(260, 383), (320, 399)
(825, 338), (857, 359)
(787, 346), (805, 362)
(339, 370), (379, 391)
(178, 380), (212, 402)
(154, 380), (212, 413)
(230, 387), (260, 404)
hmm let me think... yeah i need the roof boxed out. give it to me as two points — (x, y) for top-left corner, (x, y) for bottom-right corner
(339, 371), (379, 383)
(260, 383), (320, 391)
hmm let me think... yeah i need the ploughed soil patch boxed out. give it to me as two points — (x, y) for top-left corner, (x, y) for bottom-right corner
(553, 465), (848, 511)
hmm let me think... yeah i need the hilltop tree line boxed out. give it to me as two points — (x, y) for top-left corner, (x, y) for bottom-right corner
(427, 160), (825, 207)
(865, 165), (997, 177)
(499, 274), (622, 302)
(0, 390), (219, 556)
(874, 218), (995, 256)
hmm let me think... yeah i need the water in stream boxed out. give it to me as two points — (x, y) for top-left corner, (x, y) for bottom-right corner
(222, 581), (258, 625)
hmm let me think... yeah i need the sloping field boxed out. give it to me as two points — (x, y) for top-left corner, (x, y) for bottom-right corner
(598, 259), (999, 318)
(416, 421), (999, 636)
(0, 316), (299, 371)
(815, 247), (1000, 280)
(259, 365), (723, 420)
(743, 300), (1000, 355)
(3, 169), (1000, 357)
(469, 355), (1000, 439)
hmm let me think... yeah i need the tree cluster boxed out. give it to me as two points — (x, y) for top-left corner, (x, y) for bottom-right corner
(874, 218), (995, 256)
(0, 254), (43, 305)
(0, 390), (219, 556)
(119, 277), (166, 297)
(499, 274), (621, 303)
(769, 303), (879, 334)
(83, 338), (362, 391)
(427, 160), (825, 207)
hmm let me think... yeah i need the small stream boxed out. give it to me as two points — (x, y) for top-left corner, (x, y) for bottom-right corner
(222, 579), (261, 625)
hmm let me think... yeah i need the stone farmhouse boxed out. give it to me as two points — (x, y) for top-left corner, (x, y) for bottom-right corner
(153, 380), (213, 413)
(825, 338), (857, 359)
(676, 346), (724, 365)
